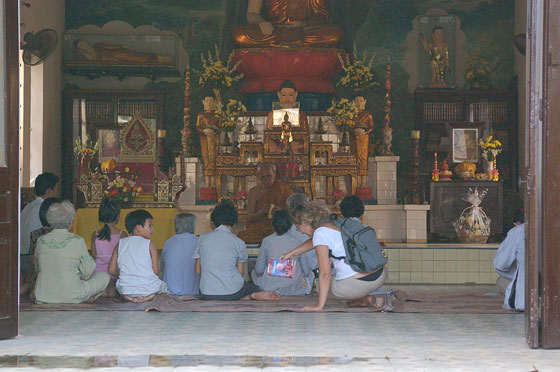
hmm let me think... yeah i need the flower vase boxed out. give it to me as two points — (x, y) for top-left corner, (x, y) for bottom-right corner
(484, 157), (494, 178)
(77, 155), (90, 178)
(471, 82), (483, 89)
(491, 154), (499, 181)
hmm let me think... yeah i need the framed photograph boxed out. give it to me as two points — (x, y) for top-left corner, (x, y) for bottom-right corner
(418, 15), (456, 88)
(272, 102), (300, 127)
(98, 128), (121, 160)
(446, 122), (483, 164)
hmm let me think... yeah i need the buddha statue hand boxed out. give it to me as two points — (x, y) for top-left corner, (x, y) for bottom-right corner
(259, 21), (274, 35)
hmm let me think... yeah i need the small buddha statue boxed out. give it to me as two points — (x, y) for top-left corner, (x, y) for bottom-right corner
(232, 0), (343, 48)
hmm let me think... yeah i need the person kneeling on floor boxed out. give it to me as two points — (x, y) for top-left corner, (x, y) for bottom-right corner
(108, 209), (168, 302)
(194, 200), (280, 301)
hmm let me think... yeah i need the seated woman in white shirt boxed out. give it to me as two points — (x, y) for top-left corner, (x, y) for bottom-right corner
(287, 200), (389, 312)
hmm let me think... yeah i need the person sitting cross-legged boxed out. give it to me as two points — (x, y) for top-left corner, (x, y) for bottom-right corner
(251, 210), (314, 296)
(194, 200), (280, 301)
(161, 213), (200, 296)
(34, 200), (110, 304)
(108, 209), (168, 303)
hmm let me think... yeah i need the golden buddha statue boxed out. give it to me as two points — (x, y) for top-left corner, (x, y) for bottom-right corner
(232, 0), (343, 48)
(196, 93), (220, 188)
(350, 95), (374, 187)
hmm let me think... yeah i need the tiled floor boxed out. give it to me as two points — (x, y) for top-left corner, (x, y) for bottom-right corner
(1, 310), (559, 371)
(1, 286), (558, 371)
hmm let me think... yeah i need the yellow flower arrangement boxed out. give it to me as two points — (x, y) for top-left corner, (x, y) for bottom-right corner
(464, 53), (492, 89)
(337, 46), (379, 92)
(327, 98), (359, 132)
(478, 135), (502, 160)
(196, 45), (243, 90)
(215, 99), (247, 132)
(73, 135), (98, 159)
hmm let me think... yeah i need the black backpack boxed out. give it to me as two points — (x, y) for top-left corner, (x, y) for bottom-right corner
(331, 218), (387, 272)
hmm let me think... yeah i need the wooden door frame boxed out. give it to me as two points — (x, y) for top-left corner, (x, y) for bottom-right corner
(0, 0), (20, 339)
(525, 0), (560, 349)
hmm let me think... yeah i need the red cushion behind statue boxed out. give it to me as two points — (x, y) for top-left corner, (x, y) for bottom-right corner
(231, 49), (344, 93)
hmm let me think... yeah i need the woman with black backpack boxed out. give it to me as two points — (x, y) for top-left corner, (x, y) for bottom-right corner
(285, 196), (390, 312)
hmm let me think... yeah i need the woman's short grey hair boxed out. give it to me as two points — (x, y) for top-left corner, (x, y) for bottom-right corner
(46, 200), (76, 229)
(174, 213), (196, 234)
(286, 193), (309, 211)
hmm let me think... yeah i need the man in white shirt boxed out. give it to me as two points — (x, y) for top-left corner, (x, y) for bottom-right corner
(493, 209), (525, 311)
(20, 172), (59, 290)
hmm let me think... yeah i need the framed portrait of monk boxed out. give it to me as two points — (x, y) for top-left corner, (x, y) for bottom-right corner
(446, 122), (483, 164)
(98, 129), (121, 160)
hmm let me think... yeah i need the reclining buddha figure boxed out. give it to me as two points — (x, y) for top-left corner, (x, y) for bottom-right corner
(232, 0), (343, 48)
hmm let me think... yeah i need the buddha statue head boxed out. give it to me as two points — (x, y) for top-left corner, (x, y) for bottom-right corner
(201, 92), (217, 112)
(277, 80), (298, 105)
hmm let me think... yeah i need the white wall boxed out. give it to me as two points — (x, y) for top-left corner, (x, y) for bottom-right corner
(20, 0), (64, 181)
(515, 0), (527, 195)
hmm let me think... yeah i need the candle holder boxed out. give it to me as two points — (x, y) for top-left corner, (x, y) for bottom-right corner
(157, 130), (166, 168)
(490, 153), (499, 181)
(409, 131), (421, 204)
(431, 151), (439, 181)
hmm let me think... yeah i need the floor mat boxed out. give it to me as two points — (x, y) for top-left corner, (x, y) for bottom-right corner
(20, 290), (513, 314)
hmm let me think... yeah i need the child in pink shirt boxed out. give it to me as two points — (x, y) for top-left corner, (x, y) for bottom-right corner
(91, 199), (127, 297)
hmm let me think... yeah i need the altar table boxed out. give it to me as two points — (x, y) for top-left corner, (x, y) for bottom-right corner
(73, 208), (179, 251)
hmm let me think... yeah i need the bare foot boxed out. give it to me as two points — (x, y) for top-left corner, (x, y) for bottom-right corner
(367, 295), (394, 312)
(347, 297), (370, 307)
(124, 293), (156, 303)
(86, 296), (96, 303)
(250, 291), (280, 301)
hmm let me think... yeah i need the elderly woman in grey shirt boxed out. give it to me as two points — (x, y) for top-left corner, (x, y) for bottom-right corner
(251, 210), (313, 296)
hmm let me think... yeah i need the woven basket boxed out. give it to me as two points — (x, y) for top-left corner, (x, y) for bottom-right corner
(458, 231), (489, 244)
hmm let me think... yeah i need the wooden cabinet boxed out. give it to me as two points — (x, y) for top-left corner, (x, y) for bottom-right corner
(430, 181), (503, 239)
(415, 89), (517, 189)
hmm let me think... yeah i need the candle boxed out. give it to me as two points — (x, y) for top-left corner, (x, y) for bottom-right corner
(411, 130), (420, 139)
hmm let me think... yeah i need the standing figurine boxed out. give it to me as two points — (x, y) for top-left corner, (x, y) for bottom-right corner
(421, 26), (450, 88)
(351, 95), (374, 187)
(196, 92), (219, 188)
